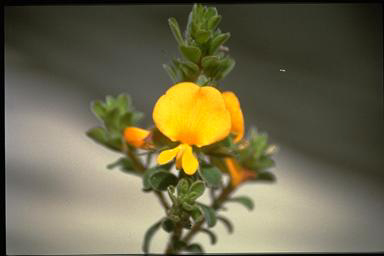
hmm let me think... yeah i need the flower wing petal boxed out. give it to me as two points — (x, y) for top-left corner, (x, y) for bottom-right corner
(157, 145), (181, 165)
(222, 91), (244, 143)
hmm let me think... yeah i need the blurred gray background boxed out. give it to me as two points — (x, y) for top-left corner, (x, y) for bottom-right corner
(5, 3), (384, 254)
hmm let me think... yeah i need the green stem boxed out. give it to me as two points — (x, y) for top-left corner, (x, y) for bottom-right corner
(165, 222), (183, 255)
(180, 183), (234, 247)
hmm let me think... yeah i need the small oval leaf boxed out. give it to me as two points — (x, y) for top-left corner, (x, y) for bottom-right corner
(177, 178), (190, 196)
(86, 127), (108, 145)
(190, 206), (204, 222)
(198, 166), (222, 188)
(91, 100), (106, 120)
(227, 196), (254, 211)
(161, 218), (175, 233)
(217, 215), (234, 234)
(188, 180), (205, 200)
(143, 168), (163, 191)
(142, 219), (162, 253)
(185, 243), (204, 253)
(200, 228), (217, 244)
(194, 29), (210, 44)
(168, 17), (184, 45)
(209, 32), (230, 54)
(198, 203), (217, 227)
(149, 170), (178, 191)
(180, 44), (201, 64)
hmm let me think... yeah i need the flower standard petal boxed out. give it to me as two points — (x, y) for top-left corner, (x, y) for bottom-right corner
(153, 82), (231, 147)
(222, 91), (244, 143)
(124, 127), (151, 148)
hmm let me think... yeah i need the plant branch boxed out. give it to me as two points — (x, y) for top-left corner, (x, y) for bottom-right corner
(181, 183), (234, 246)
(165, 222), (183, 255)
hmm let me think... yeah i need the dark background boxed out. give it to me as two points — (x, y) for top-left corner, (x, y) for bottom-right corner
(5, 4), (384, 254)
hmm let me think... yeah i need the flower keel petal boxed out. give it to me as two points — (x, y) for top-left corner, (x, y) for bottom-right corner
(181, 144), (199, 175)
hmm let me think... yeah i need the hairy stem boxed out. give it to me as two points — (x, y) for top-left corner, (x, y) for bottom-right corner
(165, 222), (183, 255)
(181, 183), (234, 247)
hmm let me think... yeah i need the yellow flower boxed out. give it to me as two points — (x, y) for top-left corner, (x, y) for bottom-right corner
(124, 127), (151, 148)
(222, 91), (244, 143)
(153, 82), (232, 175)
(224, 157), (257, 187)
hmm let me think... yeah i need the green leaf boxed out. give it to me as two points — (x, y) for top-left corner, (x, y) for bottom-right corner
(188, 180), (205, 201)
(198, 203), (217, 227)
(252, 171), (276, 182)
(182, 201), (195, 211)
(168, 17), (184, 45)
(163, 63), (178, 83)
(258, 157), (276, 170)
(227, 196), (254, 211)
(149, 171), (178, 191)
(177, 178), (190, 197)
(161, 218), (175, 233)
(105, 95), (115, 108)
(132, 111), (144, 125)
(217, 215), (234, 234)
(107, 157), (135, 174)
(205, 7), (218, 20)
(207, 15), (221, 31)
(104, 108), (120, 133)
(209, 32), (230, 55)
(195, 29), (210, 44)
(202, 55), (219, 70)
(86, 127), (108, 145)
(181, 60), (199, 73)
(167, 185), (177, 204)
(142, 168), (163, 191)
(198, 166), (222, 188)
(190, 206), (203, 222)
(185, 243), (204, 253)
(142, 219), (162, 253)
(216, 57), (235, 80)
(116, 94), (131, 114)
(253, 133), (269, 158)
(174, 59), (199, 81)
(106, 135), (123, 151)
(91, 100), (106, 120)
(119, 112), (133, 128)
(194, 4), (204, 20)
(200, 228), (217, 245)
(180, 44), (202, 64)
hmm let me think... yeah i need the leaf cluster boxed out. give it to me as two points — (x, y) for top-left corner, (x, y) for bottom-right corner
(86, 94), (144, 152)
(164, 4), (235, 85)
(235, 128), (277, 182)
